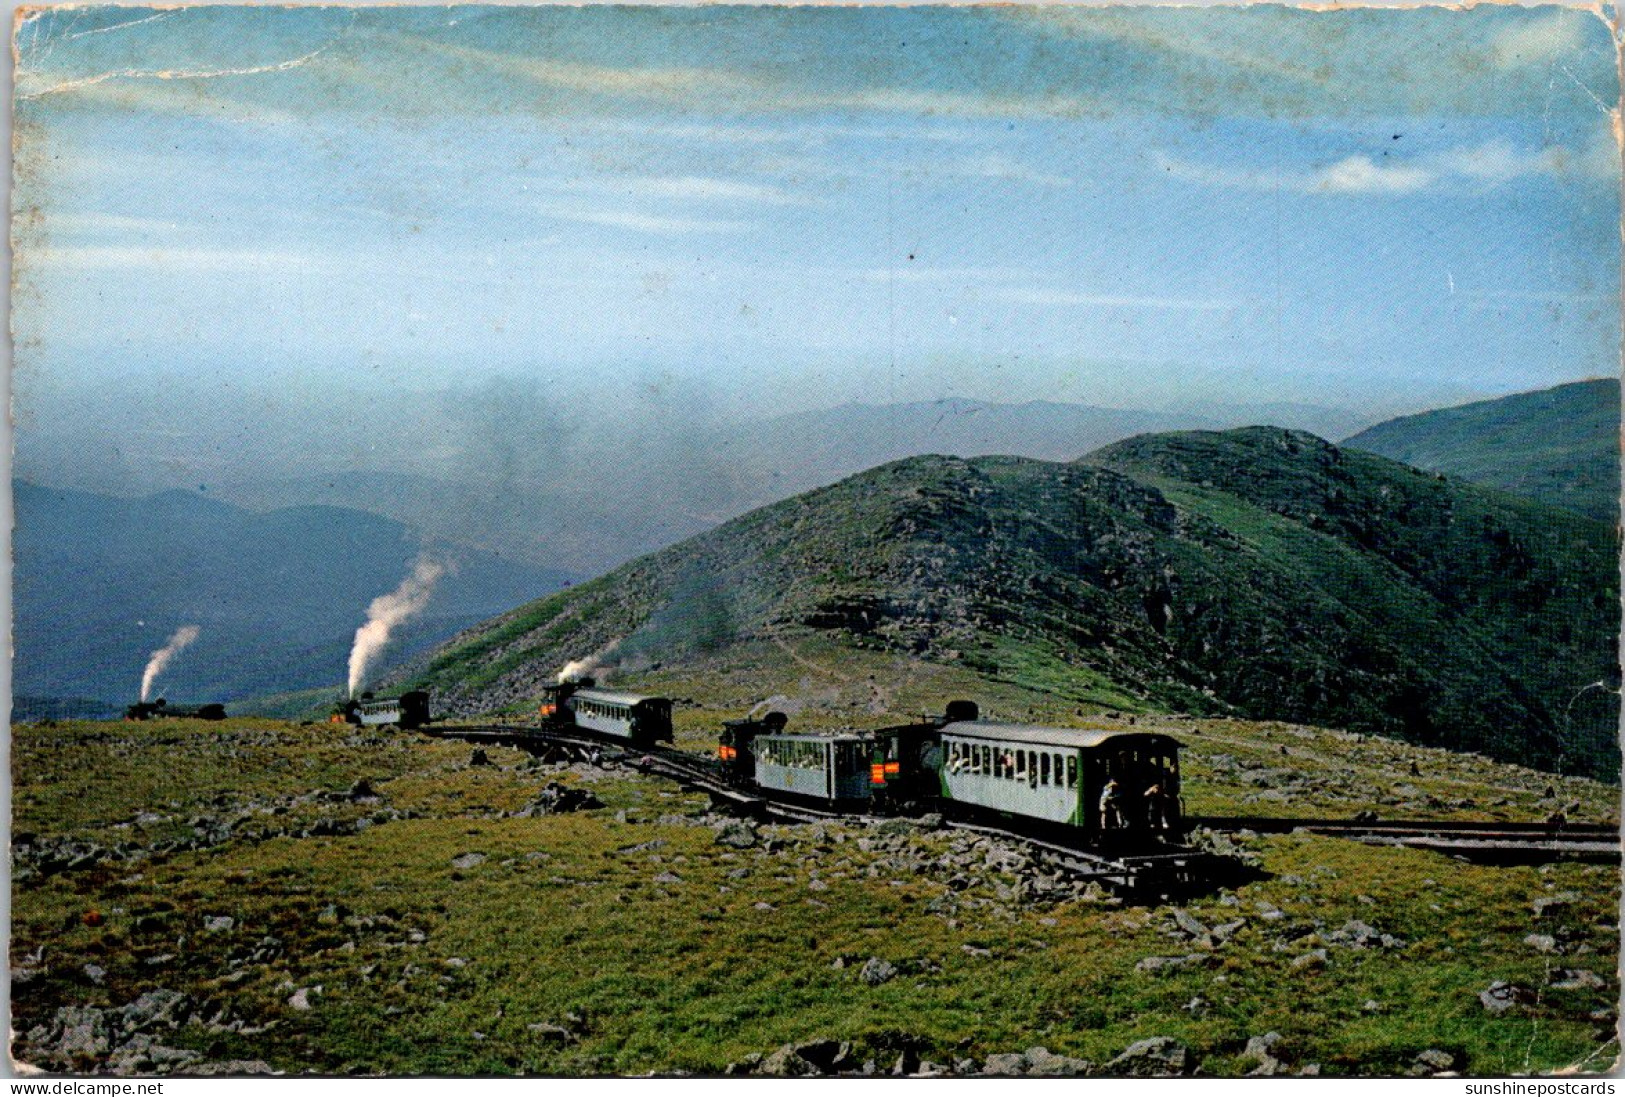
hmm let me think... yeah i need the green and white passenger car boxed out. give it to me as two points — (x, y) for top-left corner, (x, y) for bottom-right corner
(937, 722), (1183, 840)
(753, 733), (874, 804)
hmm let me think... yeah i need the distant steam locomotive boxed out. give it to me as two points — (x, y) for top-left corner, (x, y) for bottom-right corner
(540, 678), (673, 747)
(125, 699), (227, 721)
(334, 690), (432, 730)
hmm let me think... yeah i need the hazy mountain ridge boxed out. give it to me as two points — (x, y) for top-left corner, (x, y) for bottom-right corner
(412, 428), (1619, 779)
(1343, 378), (1620, 523)
(12, 481), (574, 708)
(147, 398), (1380, 576)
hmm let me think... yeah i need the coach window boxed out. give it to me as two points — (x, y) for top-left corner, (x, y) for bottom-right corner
(1040, 753), (1050, 786)
(1067, 755), (1078, 788)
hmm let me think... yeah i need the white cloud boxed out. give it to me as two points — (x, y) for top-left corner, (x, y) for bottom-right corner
(992, 287), (1236, 311)
(43, 212), (195, 236)
(1158, 135), (1614, 198)
(535, 202), (753, 237)
(548, 174), (809, 207)
(17, 31), (346, 101)
(1458, 287), (1616, 306)
(850, 264), (1041, 286)
(1310, 155), (1434, 195)
(1435, 140), (1554, 183)
(26, 244), (333, 273)
(1446, 135), (1619, 185)
(1489, 11), (1589, 69)
(845, 266), (1233, 310)
(942, 153), (1072, 188)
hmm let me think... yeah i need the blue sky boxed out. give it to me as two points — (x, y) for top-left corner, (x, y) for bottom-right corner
(11, 4), (1621, 486)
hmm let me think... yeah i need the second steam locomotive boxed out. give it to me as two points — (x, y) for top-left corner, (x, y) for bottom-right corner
(353, 681), (1184, 849)
(545, 687), (1185, 848)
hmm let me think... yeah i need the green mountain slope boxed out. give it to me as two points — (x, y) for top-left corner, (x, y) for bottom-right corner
(1342, 379), (1620, 523)
(413, 429), (1620, 779)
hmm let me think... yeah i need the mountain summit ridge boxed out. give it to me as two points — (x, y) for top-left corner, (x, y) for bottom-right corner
(414, 427), (1620, 779)
(1343, 378), (1620, 523)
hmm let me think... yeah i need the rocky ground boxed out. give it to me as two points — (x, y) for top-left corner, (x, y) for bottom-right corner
(10, 717), (1620, 1076)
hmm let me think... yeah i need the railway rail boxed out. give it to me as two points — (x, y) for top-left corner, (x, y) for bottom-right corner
(430, 722), (1231, 896)
(427, 723), (1618, 892)
(1191, 815), (1621, 865)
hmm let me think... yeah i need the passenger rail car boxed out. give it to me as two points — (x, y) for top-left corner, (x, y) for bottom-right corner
(541, 679), (673, 748)
(337, 691), (431, 730)
(938, 722), (1182, 845)
(717, 700), (1186, 848)
(752, 732), (875, 804)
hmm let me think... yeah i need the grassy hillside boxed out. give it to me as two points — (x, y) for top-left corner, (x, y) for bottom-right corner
(1343, 379), (1620, 524)
(409, 429), (1619, 780)
(10, 714), (1618, 1076)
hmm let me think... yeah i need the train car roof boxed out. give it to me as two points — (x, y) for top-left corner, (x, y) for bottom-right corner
(572, 688), (668, 707)
(940, 721), (1181, 751)
(754, 731), (870, 744)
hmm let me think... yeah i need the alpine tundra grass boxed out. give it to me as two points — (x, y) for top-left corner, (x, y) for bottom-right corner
(10, 711), (1618, 1076)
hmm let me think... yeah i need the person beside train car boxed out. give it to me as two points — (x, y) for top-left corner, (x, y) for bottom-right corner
(1143, 780), (1172, 830)
(1099, 778), (1126, 830)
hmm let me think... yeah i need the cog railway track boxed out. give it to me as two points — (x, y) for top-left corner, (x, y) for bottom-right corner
(428, 722), (1618, 895)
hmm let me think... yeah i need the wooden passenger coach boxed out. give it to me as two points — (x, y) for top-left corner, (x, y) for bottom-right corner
(937, 723), (1182, 839)
(353, 690), (431, 729)
(567, 687), (673, 747)
(753, 733), (873, 804)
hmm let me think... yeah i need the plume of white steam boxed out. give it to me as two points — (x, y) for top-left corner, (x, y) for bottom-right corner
(348, 558), (445, 698)
(141, 625), (201, 702)
(558, 639), (620, 683)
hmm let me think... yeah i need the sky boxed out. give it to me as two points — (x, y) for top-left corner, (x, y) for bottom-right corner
(10, 3), (1622, 495)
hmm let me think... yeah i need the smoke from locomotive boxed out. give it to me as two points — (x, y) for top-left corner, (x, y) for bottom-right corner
(141, 625), (201, 702)
(557, 639), (621, 684)
(347, 558), (444, 698)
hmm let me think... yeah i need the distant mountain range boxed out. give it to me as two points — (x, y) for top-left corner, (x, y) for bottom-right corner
(12, 481), (573, 711)
(201, 397), (1383, 575)
(16, 381), (1617, 736)
(1344, 378), (1619, 524)
(412, 427), (1620, 779)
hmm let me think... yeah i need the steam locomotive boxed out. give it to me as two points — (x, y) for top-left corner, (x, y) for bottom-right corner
(370, 679), (1184, 847)
(541, 689), (1188, 847)
(718, 701), (1183, 845)
(125, 699), (227, 721)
